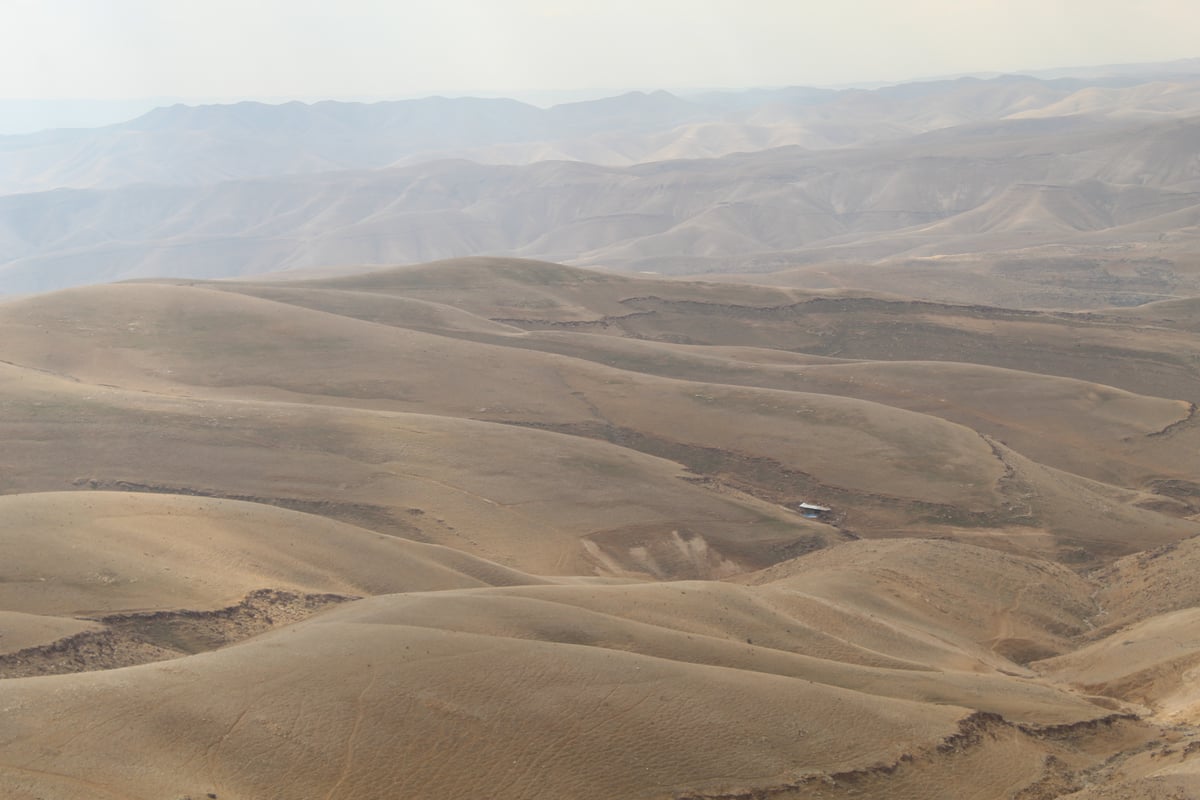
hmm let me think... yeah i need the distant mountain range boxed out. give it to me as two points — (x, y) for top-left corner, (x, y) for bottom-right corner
(6, 74), (1200, 195)
(3, 63), (1200, 302)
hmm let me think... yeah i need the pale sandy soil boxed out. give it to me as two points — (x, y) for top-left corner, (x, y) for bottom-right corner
(1, 259), (1199, 798)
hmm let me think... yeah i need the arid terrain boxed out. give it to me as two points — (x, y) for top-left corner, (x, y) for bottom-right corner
(5, 66), (1200, 303)
(4, 56), (1200, 798)
(0, 254), (1198, 799)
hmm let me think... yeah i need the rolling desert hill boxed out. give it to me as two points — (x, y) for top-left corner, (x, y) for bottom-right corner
(0, 490), (543, 616)
(0, 584), (1120, 800)
(3, 251), (1200, 797)
(0, 519), (1185, 799)
(2, 262), (1198, 565)
(0, 535), (1190, 799)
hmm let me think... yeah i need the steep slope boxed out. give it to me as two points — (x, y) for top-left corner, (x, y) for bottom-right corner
(743, 539), (1097, 667)
(1089, 537), (1200, 632)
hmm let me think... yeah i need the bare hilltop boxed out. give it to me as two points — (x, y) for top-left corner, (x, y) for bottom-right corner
(0, 255), (1198, 798)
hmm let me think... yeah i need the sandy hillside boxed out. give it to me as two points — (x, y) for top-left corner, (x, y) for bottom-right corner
(1, 258), (1200, 798)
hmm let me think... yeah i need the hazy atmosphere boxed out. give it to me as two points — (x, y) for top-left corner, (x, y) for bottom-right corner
(6, 0), (1199, 99)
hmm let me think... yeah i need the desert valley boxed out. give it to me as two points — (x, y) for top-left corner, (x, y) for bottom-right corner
(2, 51), (1200, 800)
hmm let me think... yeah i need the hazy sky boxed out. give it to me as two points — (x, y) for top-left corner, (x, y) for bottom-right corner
(4, 0), (1198, 100)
